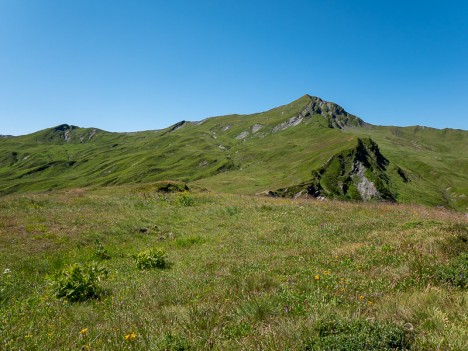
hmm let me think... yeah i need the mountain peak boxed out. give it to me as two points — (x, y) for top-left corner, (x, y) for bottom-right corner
(52, 124), (80, 132)
(27, 124), (103, 144)
(299, 95), (366, 129)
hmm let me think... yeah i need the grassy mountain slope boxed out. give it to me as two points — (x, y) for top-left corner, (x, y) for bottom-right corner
(0, 95), (466, 210)
(346, 125), (468, 209)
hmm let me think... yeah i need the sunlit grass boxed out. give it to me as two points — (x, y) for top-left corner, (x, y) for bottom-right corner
(0, 185), (466, 350)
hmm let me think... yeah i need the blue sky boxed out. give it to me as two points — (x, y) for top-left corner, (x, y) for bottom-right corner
(0, 0), (467, 135)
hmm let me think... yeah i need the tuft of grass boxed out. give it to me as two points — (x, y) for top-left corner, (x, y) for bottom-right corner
(435, 253), (467, 288)
(177, 193), (195, 207)
(174, 235), (206, 248)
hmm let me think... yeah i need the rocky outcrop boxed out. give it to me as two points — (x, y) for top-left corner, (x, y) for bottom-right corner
(162, 120), (190, 135)
(270, 138), (406, 201)
(303, 95), (366, 129)
(272, 115), (304, 132)
(235, 131), (250, 140)
(251, 124), (264, 133)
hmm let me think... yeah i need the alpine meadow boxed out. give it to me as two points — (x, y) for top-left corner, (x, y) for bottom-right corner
(1, 95), (467, 350)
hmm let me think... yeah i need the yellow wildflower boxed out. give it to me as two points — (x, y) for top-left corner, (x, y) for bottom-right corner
(359, 295), (365, 300)
(368, 301), (373, 305)
(125, 332), (137, 341)
(314, 275), (320, 281)
(80, 328), (88, 335)
(324, 270), (331, 275)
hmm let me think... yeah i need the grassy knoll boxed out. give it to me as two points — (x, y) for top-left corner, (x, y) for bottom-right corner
(1, 186), (466, 350)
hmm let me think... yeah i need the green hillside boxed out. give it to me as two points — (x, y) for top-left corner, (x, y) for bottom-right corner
(0, 95), (466, 210)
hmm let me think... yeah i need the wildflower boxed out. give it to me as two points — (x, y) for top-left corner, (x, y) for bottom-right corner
(359, 295), (365, 300)
(314, 275), (320, 281)
(324, 270), (331, 275)
(368, 301), (373, 305)
(3, 268), (11, 274)
(125, 332), (137, 341)
(80, 328), (88, 335)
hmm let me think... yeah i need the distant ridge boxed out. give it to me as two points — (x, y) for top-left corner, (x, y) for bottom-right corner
(0, 94), (466, 210)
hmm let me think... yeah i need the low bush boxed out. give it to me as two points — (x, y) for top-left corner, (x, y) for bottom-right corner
(134, 248), (168, 269)
(303, 319), (413, 350)
(50, 262), (108, 302)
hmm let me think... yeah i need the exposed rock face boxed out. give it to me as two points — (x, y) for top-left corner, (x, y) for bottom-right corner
(272, 115), (304, 132)
(236, 131), (250, 140)
(251, 124), (263, 133)
(352, 161), (380, 200)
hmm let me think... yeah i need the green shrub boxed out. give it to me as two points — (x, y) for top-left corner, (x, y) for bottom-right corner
(50, 263), (108, 302)
(303, 319), (413, 350)
(134, 248), (168, 269)
(435, 253), (467, 288)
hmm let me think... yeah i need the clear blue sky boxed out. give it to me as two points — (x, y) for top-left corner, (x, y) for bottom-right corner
(1, 0), (467, 135)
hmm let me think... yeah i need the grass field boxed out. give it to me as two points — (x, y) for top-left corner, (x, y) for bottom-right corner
(1, 185), (466, 350)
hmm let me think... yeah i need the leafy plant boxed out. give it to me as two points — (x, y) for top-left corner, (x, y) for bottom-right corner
(134, 248), (168, 269)
(50, 262), (108, 302)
